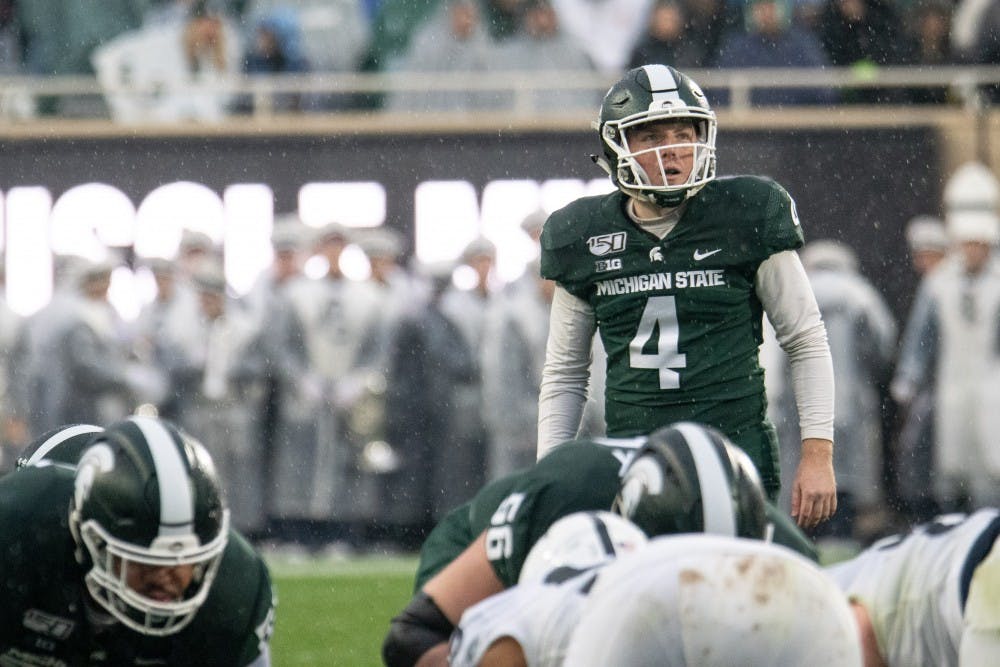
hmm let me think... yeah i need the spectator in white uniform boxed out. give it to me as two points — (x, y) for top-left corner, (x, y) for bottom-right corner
(774, 240), (896, 544)
(891, 162), (1000, 511)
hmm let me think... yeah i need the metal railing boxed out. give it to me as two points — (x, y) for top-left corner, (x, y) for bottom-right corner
(0, 65), (997, 122)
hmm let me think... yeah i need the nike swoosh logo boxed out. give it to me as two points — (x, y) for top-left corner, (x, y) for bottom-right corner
(693, 248), (722, 261)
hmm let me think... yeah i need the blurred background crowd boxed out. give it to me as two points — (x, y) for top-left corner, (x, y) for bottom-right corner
(0, 0), (997, 119)
(0, 159), (997, 559)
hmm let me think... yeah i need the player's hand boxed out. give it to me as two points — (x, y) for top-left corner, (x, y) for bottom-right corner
(791, 438), (836, 528)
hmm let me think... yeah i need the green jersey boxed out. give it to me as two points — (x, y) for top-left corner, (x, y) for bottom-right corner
(0, 466), (275, 667)
(413, 438), (817, 591)
(415, 439), (642, 589)
(541, 176), (804, 488)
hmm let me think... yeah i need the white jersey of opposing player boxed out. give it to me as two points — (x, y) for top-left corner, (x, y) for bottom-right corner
(826, 509), (1000, 667)
(449, 569), (594, 667)
(564, 535), (862, 667)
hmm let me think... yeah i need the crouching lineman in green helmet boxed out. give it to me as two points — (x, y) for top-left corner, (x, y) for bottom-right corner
(0, 418), (275, 666)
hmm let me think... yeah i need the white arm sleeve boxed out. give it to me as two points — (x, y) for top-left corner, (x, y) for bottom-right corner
(756, 251), (835, 442)
(537, 285), (597, 459)
(450, 584), (586, 667)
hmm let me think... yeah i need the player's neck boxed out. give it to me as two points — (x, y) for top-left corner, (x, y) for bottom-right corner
(627, 198), (685, 240)
(630, 197), (669, 221)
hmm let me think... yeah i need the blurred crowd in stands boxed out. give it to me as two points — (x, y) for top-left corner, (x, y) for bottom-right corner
(0, 0), (997, 118)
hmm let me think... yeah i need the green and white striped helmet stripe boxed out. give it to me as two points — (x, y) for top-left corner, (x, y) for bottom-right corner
(641, 64), (682, 107)
(675, 422), (736, 536)
(24, 423), (101, 466)
(129, 416), (194, 539)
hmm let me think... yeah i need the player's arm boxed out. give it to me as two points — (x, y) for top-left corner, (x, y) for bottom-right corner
(478, 637), (528, 667)
(849, 602), (887, 667)
(537, 286), (597, 459)
(384, 532), (504, 667)
(756, 250), (836, 527)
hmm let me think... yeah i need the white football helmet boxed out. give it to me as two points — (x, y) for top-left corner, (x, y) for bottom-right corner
(519, 511), (648, 585)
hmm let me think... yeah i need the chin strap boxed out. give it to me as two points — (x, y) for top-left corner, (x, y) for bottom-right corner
(68, 507), (89, 567)
(590, 154), (613, 177)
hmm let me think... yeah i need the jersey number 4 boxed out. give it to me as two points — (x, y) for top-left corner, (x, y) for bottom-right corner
(629, 296), (687, 389)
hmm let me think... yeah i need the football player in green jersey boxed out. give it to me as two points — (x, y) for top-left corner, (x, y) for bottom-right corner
(537, 63), (837, 528)
(382, 421), (818, 667)
(0, 417), (275, 666)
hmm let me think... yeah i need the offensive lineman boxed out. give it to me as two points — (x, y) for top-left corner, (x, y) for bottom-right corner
(827, 509), (1000, 666)
(382, 421), (817, 667)
(536, 64), (836, 526)
(0, 417), (275, 666)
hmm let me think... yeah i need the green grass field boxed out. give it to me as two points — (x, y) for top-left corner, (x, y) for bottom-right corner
(268, 554), (419, 666)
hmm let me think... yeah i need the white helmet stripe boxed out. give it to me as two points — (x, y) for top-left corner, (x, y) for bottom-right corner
(130, 416), (194, 538)
(641, 65), (682, 106)
(25, 423), (101, 466)
(676, 422), (736, 536)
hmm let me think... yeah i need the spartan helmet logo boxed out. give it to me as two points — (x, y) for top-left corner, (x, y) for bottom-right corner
(74, 444), (115, 510)
(649, 247), (665, 263)
(613, 455), (665, 518)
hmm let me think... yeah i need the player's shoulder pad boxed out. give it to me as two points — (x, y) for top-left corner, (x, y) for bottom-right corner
(0, 466), (76, 552)
(710, 175), (803, 254)
(541, 192), (622, 251)
(198, 530), (274, 636)
(707, 175), (788, 210)
(0, 463), (74, 510)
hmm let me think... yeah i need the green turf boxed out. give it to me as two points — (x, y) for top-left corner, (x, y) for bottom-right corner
(269, 555), (418, 667)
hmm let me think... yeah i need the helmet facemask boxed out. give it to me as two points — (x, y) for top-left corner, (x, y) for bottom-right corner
(602, 111), (717, 209)
(75, 510), (230, 636)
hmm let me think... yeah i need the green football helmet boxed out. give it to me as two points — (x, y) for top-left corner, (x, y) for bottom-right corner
(613, 422), (767, 539)
(69, 416), (229, 636)
(595, 64), (717, 208)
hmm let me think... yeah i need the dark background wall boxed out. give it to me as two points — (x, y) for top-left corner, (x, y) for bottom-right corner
(0, 125), (939, 321)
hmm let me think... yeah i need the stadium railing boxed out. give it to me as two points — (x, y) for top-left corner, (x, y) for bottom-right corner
(0, 65), (998, 122)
